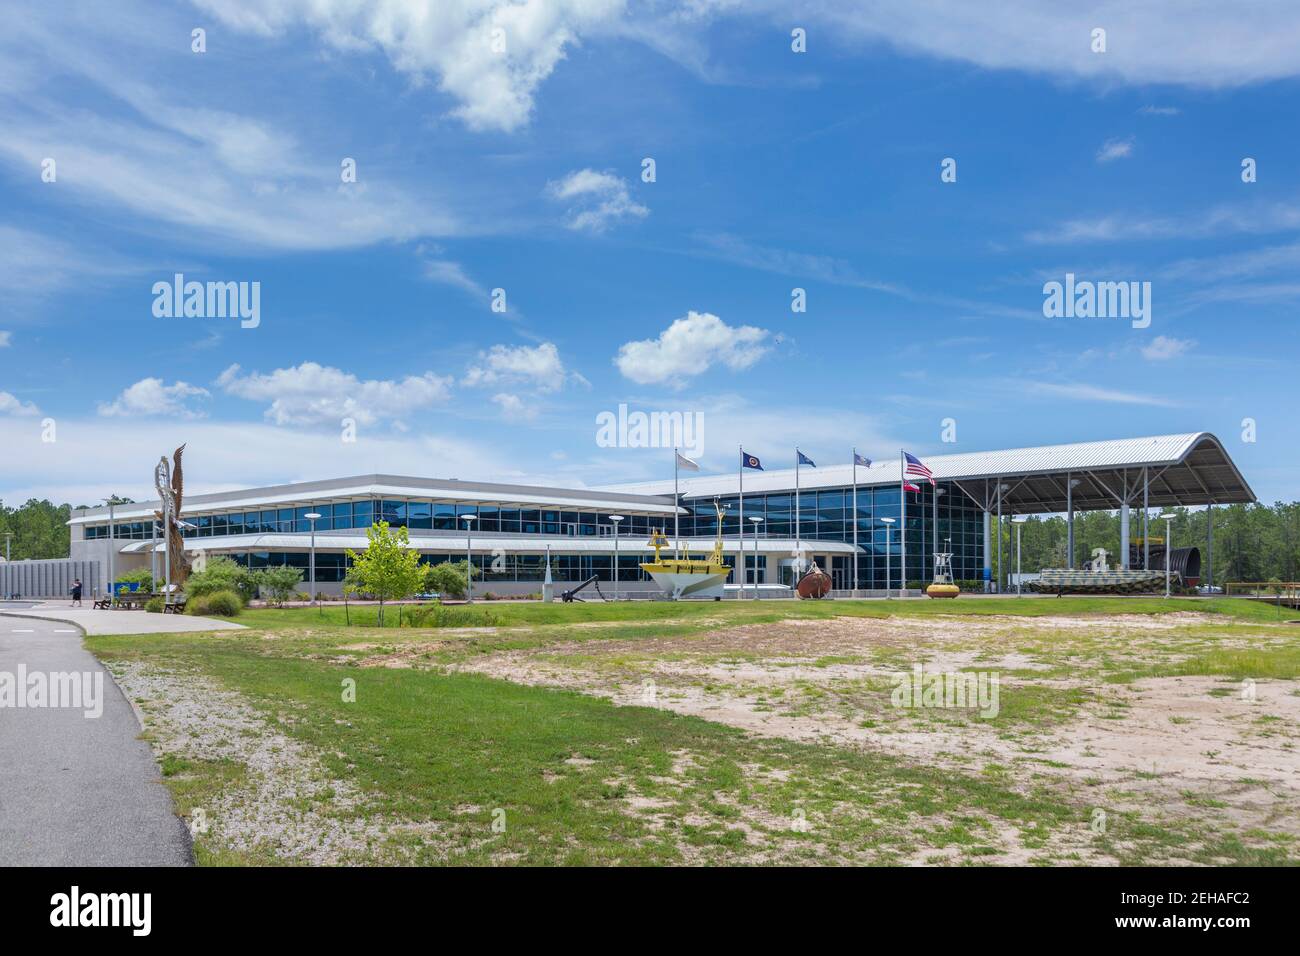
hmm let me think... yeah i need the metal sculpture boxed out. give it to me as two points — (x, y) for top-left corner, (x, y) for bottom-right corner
(154, 444), (190, 592)
(795, 559), (832, 599)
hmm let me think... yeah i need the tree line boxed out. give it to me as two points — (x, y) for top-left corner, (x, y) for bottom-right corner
(990, 501), (1300, 584)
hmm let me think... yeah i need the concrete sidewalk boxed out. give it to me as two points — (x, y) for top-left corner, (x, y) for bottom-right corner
(0, 602), (246, 635)
(0, 616), (193, 865)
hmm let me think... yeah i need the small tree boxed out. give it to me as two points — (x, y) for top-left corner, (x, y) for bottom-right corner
(424, 560), (479, 601)
(186, 556), (258, 602)
(257, 565), (304, 607)
(346, 522), (424, 626)
(117, 567), (157, 592)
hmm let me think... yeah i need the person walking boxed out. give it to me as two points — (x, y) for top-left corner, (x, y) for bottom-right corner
(70, 578), (83, 607)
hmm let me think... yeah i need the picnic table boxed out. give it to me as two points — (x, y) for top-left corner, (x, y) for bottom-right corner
(94, 591), (154, 610)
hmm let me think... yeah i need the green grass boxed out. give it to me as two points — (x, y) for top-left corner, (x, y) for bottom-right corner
(84, 595), (1298, 866)
(234, 594), (1280, 631)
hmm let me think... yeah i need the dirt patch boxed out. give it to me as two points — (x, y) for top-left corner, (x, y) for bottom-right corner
(452, 612), (1299, 858)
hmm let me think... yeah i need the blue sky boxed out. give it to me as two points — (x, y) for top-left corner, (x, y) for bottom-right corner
(1, 1), (1298, 505)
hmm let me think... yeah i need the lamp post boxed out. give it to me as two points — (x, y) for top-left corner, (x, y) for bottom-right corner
(1012, 515), (1028, 596)
(304, 512), (322, 609)
(880, 517), (896, 598)
(1067, 477), (1082, 569)
(101, 497), (118, 602)
(1160, 513), (1175, 598)
(460, 514), (477, 603)
(608, 515), (624, 601)
(748, 515), (763, 600)
(932, 487), (946, 573)
(996, 483), (1010, 593)
(3, 531), (11, 562)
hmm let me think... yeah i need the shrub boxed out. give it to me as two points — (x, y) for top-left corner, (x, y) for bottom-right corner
(185, 589), (244, 617)
(255, 565), (303, 606)
(144, 596), (165, 613)
(423, 560), (479, 600)
(403, 604), (499, 628)
(186, 556), (257, 602)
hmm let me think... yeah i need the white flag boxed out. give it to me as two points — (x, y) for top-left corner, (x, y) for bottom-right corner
(675, 452), (700, 471)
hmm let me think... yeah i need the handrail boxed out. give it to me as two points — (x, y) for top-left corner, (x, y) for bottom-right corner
(1226, 581), (1300, 597)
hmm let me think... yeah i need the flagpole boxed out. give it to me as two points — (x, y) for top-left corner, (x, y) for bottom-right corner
(737, 444), (744, 598)
(852, 448), (858, 598)
(674, 447), (680, 560)
(795, 448), (801, 577)
(899, 449), (906, 599)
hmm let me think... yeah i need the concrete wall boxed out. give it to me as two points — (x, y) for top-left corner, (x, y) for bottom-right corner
(0, 558), (103, 600)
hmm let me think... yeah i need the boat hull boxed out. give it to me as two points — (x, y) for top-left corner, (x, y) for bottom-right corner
(642, 567), (731, 599)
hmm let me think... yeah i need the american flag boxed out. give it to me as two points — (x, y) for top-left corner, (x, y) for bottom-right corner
(904, 451), (935, 486)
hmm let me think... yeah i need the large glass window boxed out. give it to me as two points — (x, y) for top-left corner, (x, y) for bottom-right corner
(407, 500), (432, 529)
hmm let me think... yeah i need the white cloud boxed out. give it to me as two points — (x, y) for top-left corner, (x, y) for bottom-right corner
(98, 378), (211, 418)
(0, 10), (463, 253)
(0, 331), (10, 347)
(1025, 201), (1300, 245)
(708, 1), (1300, 89)
(1138, 105), (1181, 116)
(0, 391), (40, 417)
(1096, 137), (1135, 163)
(1141, 335), (1195, 360)
(216, 362), (453, 426)
(464, 342), (567, 392)
(491, 392), (538, 420)
(421, 257), (488, 301)
(546, 168), (649, 233)
(615, 311), (770, 386)
(194, 0), (626, 132)
(1023, 381), (1177, 407)
(0, 415), (535, 506)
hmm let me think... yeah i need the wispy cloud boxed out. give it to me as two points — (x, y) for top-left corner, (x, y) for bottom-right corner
(545, 169), (649, 234)
(1021, 380), (1177, 407)
(1140, 335), (1195, 361)
(1096, 137), (1135, 163)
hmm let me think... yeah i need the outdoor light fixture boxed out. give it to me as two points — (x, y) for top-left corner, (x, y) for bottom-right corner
(1160, 513), (1176, 598)
(460, 514), (477, 603)
(608, 515), (624, 601)
(748, 515), (763, 600)
(304, 513), (322, 610)
(1012, 515), (1028, 596)
(880, 516), (896, 598)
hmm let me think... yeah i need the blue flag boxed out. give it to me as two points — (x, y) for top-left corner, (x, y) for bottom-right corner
(797, 450), (816, 467)
(741, 450), (763, 470)
(854, 452), (872, 468)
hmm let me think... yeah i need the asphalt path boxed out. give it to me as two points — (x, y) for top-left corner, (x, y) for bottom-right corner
(0, 616), (191, 865)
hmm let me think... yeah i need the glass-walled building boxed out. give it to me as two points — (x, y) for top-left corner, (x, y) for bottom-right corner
(677, 481), (984, 589)
(64, 433), (1255, 597)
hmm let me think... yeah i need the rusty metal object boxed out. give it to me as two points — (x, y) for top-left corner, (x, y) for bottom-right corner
(796, 560), (832, 599)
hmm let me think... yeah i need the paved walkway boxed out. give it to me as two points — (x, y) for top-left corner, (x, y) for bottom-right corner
(0, 616), (192, 865)
(0, 602), (246, 635)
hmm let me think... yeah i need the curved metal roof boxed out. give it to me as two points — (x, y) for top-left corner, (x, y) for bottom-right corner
(607, 433), (1255, 514)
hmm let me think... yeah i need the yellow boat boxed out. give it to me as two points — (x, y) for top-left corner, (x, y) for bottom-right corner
(639, 499), (732, 600)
